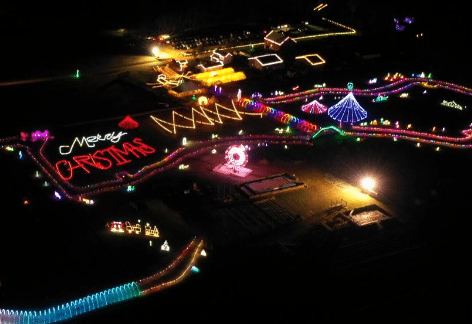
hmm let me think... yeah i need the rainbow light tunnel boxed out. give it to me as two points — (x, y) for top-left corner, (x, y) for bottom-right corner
(0, 282), (141, 324)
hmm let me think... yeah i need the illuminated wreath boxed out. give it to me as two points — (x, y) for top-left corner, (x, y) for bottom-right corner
(225, 144), (248, 167)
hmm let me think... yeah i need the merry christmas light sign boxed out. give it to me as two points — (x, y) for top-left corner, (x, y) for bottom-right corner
(55, 138), (155, 180)
(59, 131), (128, 155)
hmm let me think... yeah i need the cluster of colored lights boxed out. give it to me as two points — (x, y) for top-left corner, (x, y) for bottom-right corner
(108, 221), (160, 237)
(6, 74), (472, 201)
(17, 134), (311, 201)
(384, 72), (404, 82)
(373, 95), (388, 103)
(140, 239), (204, 295)
(394, 17), (414, 31)
(20, 130), (51, 142)
(237, 98), (318, 132)
(192, 67), (246, 87)
(350, 125), (472, 143)
(347, 125), (472, 149)
(263, 77), (472, 104)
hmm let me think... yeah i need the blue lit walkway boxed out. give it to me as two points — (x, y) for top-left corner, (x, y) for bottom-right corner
(0, 238), (204, 324)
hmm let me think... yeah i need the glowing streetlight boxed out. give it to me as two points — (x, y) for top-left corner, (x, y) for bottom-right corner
(152, 46), (159, 57)
(360, 177), (376, 194)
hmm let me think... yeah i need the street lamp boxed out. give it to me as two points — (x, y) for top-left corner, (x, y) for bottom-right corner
(152, 46), (159, 57)
(360, 177), (376, 195)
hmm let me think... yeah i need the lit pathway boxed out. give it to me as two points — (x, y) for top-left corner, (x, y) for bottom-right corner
(263, 77), (472, 104)
(0, 238), (204, 324)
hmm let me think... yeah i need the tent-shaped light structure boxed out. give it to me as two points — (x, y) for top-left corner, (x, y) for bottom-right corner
(118, 115), (139, 130)
(328, 92), (367, 123)
(301, 99), (327, 114)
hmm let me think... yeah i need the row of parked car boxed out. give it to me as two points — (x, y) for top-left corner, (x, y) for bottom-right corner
(169, 30), (263, 50)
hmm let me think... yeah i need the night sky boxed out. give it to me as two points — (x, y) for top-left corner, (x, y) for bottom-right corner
(1, 1), (469, 33)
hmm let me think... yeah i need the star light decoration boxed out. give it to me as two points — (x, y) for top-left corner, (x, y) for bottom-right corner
(327, 83), (368, 124)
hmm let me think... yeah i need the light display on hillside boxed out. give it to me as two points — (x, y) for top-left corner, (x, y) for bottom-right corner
(300, 99), (327, 114)
(327, 86), (368, 124)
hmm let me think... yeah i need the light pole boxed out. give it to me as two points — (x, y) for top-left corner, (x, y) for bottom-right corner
(360, 177), (377, 195)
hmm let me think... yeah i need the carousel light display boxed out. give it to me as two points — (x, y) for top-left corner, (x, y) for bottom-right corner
(327, 85), (368, 124)
(213, 144), (252, 177)
(225, 144), (248, 168)
(300, 99), (327, 114)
